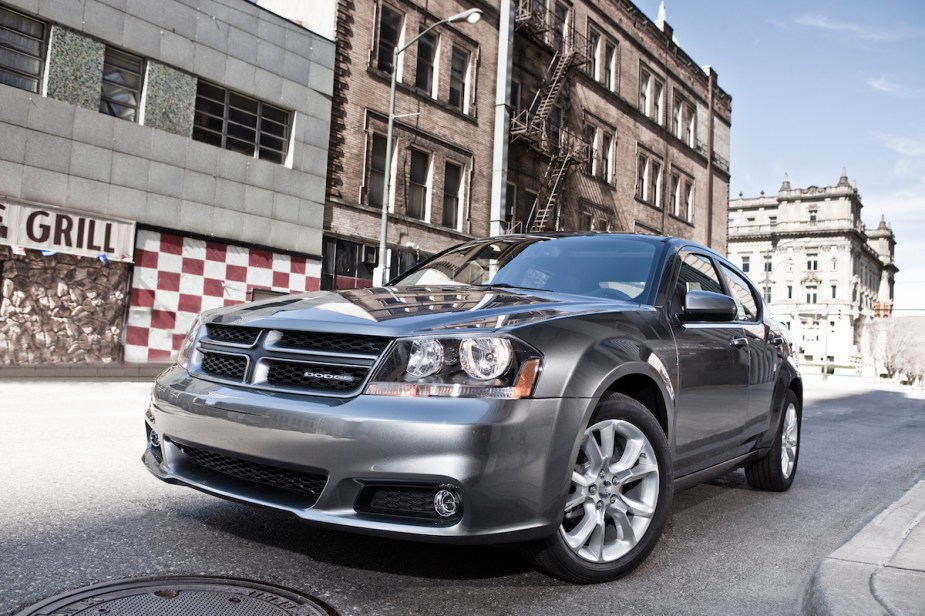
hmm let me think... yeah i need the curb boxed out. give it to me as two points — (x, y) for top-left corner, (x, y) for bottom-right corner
(805, 479), (925, 616)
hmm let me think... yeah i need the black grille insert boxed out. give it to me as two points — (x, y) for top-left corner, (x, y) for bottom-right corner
(206, 324), (261, 346)
(276, 331), (390, 355)
(179, 444), (327, 499)
(201, 352), (248, 381)
(356, 485), (458, 520)
(266, 360), (368, 392)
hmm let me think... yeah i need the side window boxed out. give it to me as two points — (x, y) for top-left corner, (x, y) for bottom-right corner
(678, 251), (724, 295)
(720, 264), (759, 321)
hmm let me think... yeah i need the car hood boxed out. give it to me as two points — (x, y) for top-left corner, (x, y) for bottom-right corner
(204, 285), (644, 338)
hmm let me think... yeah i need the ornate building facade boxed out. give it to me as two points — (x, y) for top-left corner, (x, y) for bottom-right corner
(726, 171), (898, 375)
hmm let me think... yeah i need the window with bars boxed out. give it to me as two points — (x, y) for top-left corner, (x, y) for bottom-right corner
(407, 149), (430, 220)
(0, 6), (46, 93)
(377, 6), (402, 74)
(442, 162), (461, 228)
(414, 31), (436, 95)
(448, 46), (470, 112)
(368, 134), (388, 209)
(99, 47), (144, 122)
(192, 81), (291, 164)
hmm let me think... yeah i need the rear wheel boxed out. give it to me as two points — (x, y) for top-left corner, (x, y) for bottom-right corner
(745, 390), (800, 491)
(525, 394), (672, 583)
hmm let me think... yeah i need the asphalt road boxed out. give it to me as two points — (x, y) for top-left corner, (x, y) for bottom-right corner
(2, 375), (924, 616)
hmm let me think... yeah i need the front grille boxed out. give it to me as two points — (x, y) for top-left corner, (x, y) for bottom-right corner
(179, 444), (327, 499)
(194, 326), (392, 397)
(206, 324), (261, 346)
(277, 331), (389, 355)
(266, 361), (368, 392)
(201, 352), (248, 381)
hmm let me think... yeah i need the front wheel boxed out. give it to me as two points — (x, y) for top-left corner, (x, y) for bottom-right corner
(524, 394), (673, 583)
(745, 389), (801, 491)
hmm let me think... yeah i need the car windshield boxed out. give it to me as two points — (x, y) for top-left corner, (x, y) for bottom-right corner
(394, 236), (661, 302)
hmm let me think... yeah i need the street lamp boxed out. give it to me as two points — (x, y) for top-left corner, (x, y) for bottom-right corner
(374, 7), (483, 286)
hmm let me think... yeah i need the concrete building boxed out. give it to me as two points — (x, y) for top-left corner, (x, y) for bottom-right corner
(0, 0), (334, 371)
(726, 170), (898, 375)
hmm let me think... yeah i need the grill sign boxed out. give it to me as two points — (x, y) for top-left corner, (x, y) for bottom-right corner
(0, 201), (135, 260)
(303, 371), (355, 383)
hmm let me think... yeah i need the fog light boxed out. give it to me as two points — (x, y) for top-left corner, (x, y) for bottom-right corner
(433, 489), (461, 518)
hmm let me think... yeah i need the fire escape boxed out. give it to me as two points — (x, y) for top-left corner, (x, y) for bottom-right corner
(510, 0), (589, 232)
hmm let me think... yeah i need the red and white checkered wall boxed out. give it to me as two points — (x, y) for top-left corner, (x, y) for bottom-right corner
(124, 229), (321, 362)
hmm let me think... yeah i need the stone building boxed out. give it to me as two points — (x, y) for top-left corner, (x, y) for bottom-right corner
(726, 170), (898, 375)
(0, 0), (334, 371)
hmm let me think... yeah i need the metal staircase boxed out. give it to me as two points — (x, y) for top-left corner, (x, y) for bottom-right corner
(510, 0), (589, 232)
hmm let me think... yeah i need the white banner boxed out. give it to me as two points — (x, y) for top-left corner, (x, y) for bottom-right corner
(0, 201), (135, 261)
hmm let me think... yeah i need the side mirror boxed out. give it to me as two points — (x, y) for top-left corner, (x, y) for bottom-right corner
(680, 290), (738, 322)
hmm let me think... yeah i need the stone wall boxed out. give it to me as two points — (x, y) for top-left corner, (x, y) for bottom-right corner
(0, 246), (130, 364)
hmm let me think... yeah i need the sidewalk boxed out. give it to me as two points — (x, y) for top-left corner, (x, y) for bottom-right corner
(806, 479), (925, 616)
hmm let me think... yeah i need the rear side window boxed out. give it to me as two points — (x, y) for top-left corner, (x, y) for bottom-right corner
(720, 264), (759, 321)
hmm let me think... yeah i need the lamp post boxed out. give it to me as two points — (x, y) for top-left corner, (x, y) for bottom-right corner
(374, 7), (482, 287)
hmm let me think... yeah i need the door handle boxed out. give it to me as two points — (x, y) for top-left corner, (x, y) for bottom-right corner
(730, 336), (748, 348)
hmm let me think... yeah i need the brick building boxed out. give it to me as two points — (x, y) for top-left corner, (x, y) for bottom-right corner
(0, 0), (333, 371)
(299, 0), (732, 290)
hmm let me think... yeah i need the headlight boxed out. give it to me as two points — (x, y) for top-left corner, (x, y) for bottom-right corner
(176, 316), (203, 370)
(365, 335), (541, 399)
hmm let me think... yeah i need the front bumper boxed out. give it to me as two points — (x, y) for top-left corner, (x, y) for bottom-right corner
(143, 366), (585, 544)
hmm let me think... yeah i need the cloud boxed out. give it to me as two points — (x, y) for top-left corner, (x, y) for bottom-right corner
(867, 76), (925, 98)
(878, 134), (925, 158)
(794, 13), (924, 41)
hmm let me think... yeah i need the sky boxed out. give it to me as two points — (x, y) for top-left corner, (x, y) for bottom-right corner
(633, 0), (925, 315)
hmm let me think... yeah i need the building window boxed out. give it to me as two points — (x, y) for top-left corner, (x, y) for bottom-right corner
(807, 253), (819, 271)
(831, 284), (837, 299)
(414, 31), (437, 95)
(603, 42), (616, 90)
(764, 287), (772, 303)
(551, 2), (568, 50)
(683, 180), (693, 221)
(448, 46), (470, 112)
(638, 69), (649, 115)
(742, 256), (750, 273)
(638, 66), (663, 123)
(587, 29), (599, 78)
(99, 48), (144, 122)
(583, 125), (596, 176)
(600, 133), (613, 184)
(442, 161), (462, 228)
(368, 134), (388, 209)
(636, 154), (647, 200)
(407, 149), (430, 220)
(649, 161), (661, 207)
(192, 82), (291, 164)
(807, 287), (817, 304)
(510, 79), (521, 110)
(764, 255), (772, 272)
(504, 182), (516, 226)
(669, 173), (680, 217)
(0, 6), (46, 93)
(809, 209), (818, 223)
(788, 285), (793, 299)
(377, 6), (403, 74)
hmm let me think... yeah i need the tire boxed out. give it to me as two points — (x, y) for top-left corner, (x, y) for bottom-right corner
(524, 393), (673, 583)
(745, 389), (801, 491)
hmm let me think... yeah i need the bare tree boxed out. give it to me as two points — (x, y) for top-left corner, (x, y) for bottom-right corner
(874, 318), (909, 379)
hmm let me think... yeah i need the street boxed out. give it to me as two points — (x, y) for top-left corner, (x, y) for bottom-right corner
(1, 375), (924, 616)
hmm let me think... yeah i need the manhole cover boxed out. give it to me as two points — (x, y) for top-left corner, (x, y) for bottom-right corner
(15, 576), (338, 616)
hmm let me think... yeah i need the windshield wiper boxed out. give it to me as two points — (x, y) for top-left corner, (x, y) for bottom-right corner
(474, 283), (550, 293)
